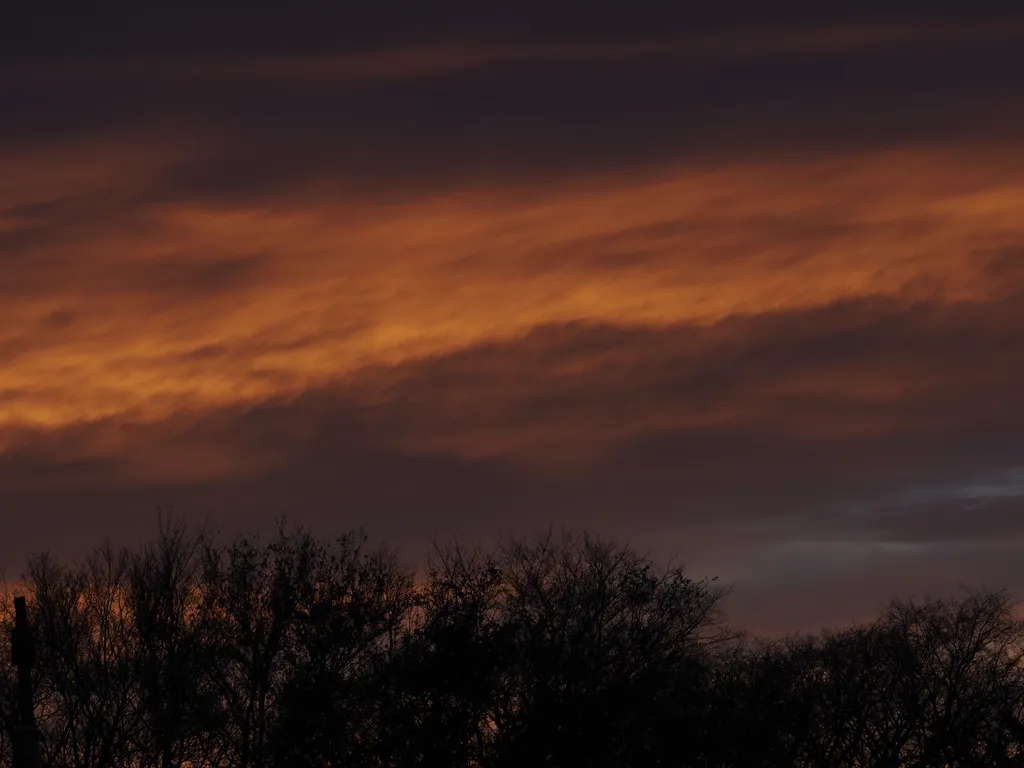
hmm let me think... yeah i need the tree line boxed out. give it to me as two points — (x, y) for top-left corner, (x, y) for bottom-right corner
(1, 517), (1023, 767)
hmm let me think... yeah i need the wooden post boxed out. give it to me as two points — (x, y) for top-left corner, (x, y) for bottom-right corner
(10, 596), (42, 768)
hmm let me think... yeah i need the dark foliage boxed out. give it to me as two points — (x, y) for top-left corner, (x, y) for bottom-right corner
(2, 518), (1024, 767)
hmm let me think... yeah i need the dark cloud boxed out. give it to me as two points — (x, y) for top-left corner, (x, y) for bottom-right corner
(40, 309), (75, 329)
(4, 3), (1023, 60)
(4, 16), (1024, 203)
(342, 295), (1024, 457)
(119, 253), (268, 296)
(0, 189), (268, 298)
(729, 540), (1024, 635)
(982, 245), (1024, 284)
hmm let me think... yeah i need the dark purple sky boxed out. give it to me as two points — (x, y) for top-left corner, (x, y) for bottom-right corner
(2, 3), (1024, 635)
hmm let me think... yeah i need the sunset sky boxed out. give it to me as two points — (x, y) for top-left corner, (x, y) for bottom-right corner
(3, 3), (1024, 634)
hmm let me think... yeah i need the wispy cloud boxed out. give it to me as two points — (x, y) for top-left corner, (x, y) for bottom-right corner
(2, 139), (1022, 431)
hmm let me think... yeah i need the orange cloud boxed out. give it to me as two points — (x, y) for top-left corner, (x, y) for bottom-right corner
(2, 135), (1023, 443)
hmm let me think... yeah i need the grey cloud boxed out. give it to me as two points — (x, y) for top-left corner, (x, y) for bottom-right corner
(4, 21), (1024, 204)
(729, 537), (1024, 636)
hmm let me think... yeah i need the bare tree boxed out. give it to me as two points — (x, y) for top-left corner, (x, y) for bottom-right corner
(882, 591), (1024, 767)
(382, 542), (508, 767)
(6, 517), (1024, 768)
(126, 514), (218, 768)
(268, 529), (415, 767)
(491, 531), (730, 768)
(0, 546), (143, 768)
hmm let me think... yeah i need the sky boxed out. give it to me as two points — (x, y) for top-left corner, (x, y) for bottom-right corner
(2, 3), (1024, 635)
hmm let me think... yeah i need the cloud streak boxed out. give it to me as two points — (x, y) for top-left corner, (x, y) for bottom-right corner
(2, 139), (1023, 431)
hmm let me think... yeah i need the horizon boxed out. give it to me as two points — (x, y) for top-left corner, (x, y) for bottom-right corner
(5, 515), (1023, 642)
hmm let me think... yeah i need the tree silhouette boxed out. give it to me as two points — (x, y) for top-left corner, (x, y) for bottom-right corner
(489, 532), (730, 768)
(9, 546), (141, 768)
(3, 518), (1024, 767)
